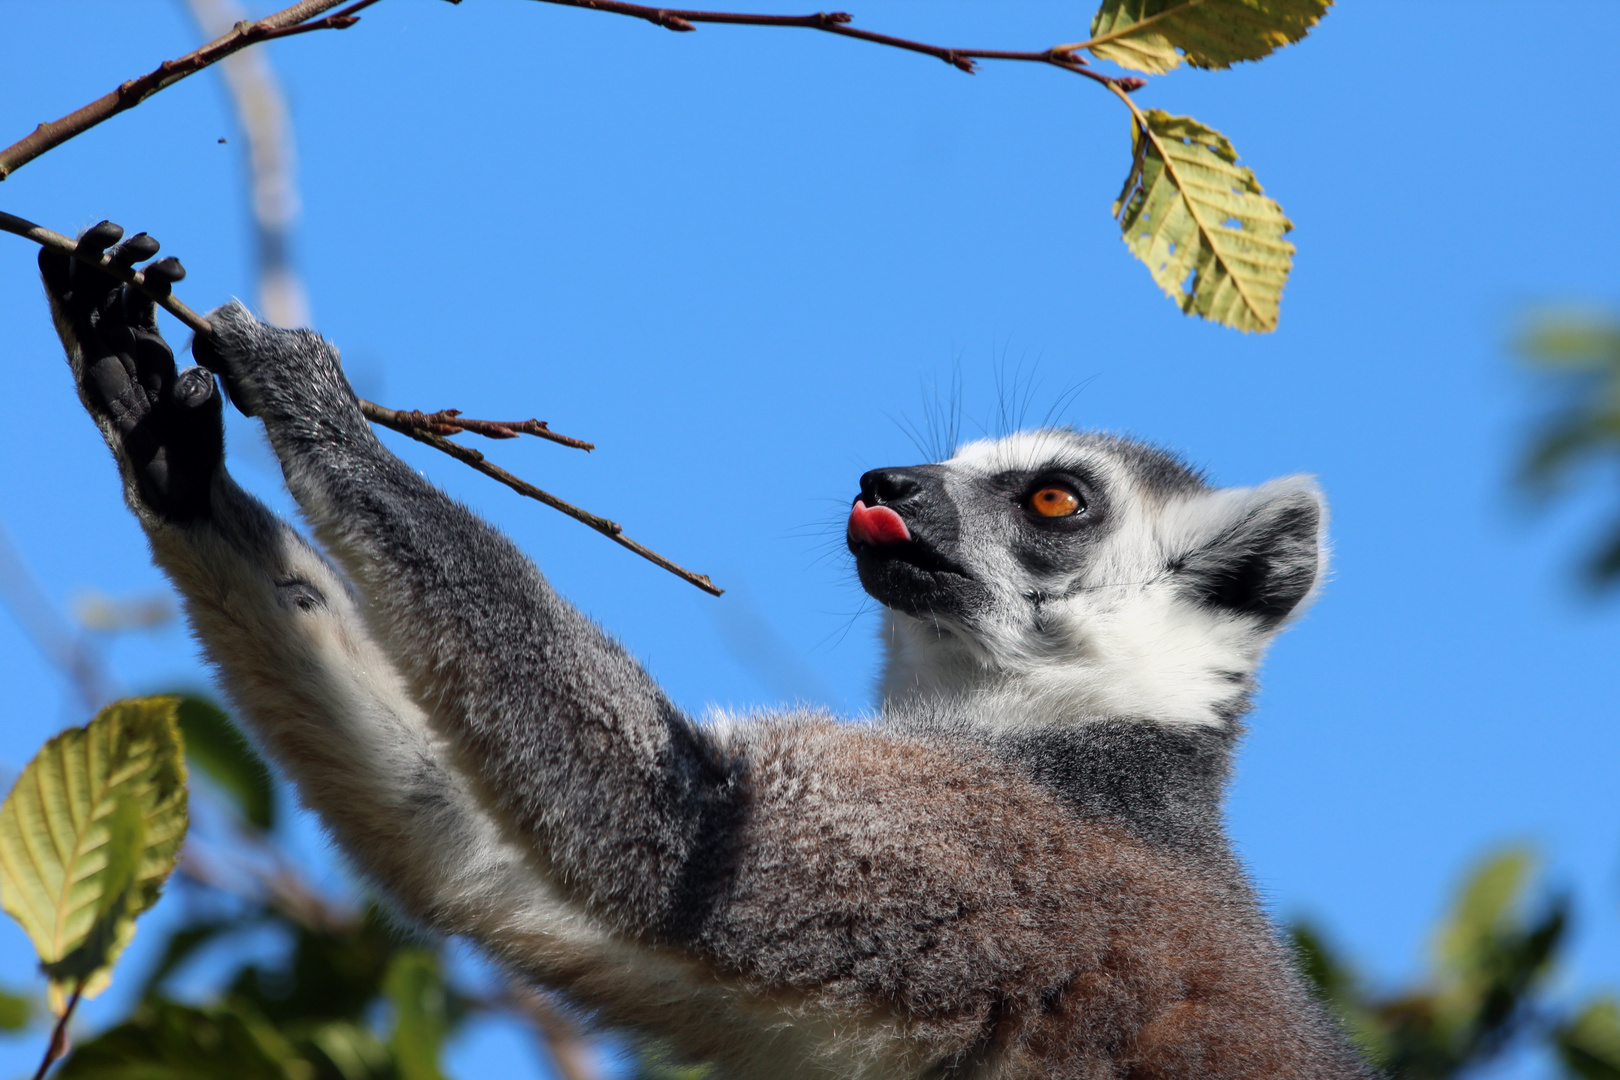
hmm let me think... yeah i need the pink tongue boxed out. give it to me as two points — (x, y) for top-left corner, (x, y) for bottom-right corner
(848, 500), (911, 546)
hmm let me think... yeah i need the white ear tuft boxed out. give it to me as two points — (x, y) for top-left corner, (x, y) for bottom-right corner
(1172, 476), (1328, 627)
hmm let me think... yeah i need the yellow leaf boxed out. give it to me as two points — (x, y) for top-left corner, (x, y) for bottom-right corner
(1114, 109), (1293, 332)
(0, 697), (188, 1008)
(1077, 0), (1332, 75)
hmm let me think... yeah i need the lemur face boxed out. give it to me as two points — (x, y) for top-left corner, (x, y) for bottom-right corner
(849, 430), (1328, 726)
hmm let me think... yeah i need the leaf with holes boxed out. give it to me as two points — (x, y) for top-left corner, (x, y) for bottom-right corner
(1113, 110), (1293, 332)
(0, 697), (188, 1009)
(1081, 0), (1332, 74)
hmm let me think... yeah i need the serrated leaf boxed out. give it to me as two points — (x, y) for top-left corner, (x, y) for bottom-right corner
(0, 697), (189, 1006)
(1114, 109), (1293, 332)
(1081, 0), (1332, 74)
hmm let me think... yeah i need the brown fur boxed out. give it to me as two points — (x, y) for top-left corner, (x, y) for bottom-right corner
(681, 721), (1354, 1078)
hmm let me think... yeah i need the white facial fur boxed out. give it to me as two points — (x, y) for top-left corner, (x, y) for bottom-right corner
(875, 430), (1328, 730)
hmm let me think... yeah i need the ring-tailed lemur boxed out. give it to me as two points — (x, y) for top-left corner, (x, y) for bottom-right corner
(42, 226), (1372, 1080)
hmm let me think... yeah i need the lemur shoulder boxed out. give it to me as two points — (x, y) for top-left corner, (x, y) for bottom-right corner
(42, 226), (1374, 1080)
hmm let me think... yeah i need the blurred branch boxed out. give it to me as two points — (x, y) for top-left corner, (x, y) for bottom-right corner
(179, 842), (354, 933)
(503, 981), (601, 1080)
(0, 0), (383, 181)
(1, 209), (720, 594)
(182, 0), (311, 329)
(0, 518), (113, 713)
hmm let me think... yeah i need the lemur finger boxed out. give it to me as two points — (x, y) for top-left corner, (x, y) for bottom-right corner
(140, 256), (185, 296)
(173, 365), (218, 412)
(147, 367), (225, 522)
(171, 364), (226, 462)
(132, 329), (177, 402)
(120, 256), (184, 336)
(38, 246), (74, 304)
(108, 233), (160, 269)
(44, 247), (131, 394)
(75, 221), (124, 257)
(172, 365), (227, 457)
(189, 331), (253, 418)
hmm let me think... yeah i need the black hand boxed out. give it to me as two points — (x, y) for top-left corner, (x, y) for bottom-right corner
(42, 224), (224, 522)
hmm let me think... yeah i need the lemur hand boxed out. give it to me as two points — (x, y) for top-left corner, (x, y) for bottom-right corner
(193, 301), (359, 433)
(41, 223), (222, 523)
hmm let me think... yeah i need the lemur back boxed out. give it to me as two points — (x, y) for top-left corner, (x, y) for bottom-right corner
(42, 228), (1373, 1080)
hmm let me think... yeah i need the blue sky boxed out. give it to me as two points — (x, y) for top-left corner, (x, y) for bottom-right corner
(0, 2), (1617, 1076)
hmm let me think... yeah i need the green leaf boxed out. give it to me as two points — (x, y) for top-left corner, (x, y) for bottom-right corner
(384, 949), (449, 1080)
(1082, 0), (1333, 74)
(1559, 997), (1620, 1080)
(1114, 110), (1293, 332)
(1288, 921), (1353, 1003)
(0, 697), (189, 1007)
(302, 1020), (392, 1080)
(176, 694), (275, 831)
(1436, 847), (1534, 974)
(0, 985), (33, 1031)
(56, 999), (309, 1080)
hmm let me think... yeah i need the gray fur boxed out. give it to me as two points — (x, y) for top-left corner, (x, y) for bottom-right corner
(46, 253), (1372, 1079)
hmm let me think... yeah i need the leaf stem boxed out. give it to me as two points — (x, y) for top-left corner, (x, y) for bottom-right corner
(33, 981), (82, 1080)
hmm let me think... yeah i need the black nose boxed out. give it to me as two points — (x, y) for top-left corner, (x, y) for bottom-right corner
(860, 468), (926, 507)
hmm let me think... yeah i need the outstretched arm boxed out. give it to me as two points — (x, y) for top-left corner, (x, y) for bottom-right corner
(45, 234), (740, 941)
(195, 304), (744, 936)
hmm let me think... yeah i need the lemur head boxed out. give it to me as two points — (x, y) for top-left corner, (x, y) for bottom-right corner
(847, 430), (1327, 729)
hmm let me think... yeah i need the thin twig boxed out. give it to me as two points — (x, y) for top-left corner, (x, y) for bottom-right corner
(3, 0), (1143, 187)
(2, 210), (720, 594)
(0, 0), (383, 181)
(381, 417), (722, 595)
(362, 403), (594, 451)
(32, 981), (83, 1080)
(0, 519), (113, 713)
(530, 0), (1146, 90)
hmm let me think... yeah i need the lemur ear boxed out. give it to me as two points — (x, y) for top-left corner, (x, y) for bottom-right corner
(1173, 477), (1327, 627)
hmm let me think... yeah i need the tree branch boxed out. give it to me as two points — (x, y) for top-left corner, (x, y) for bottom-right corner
(2, 210), (721, 595)
(378, 417), (721, 594)
(361, 403), (595, 451)
(530, 0), (1147, 89)
(3, 0), (1142, 187)
(0, 0), (383, 181)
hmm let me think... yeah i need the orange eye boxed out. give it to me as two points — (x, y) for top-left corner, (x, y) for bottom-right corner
(1028, 485), (1083, 518)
